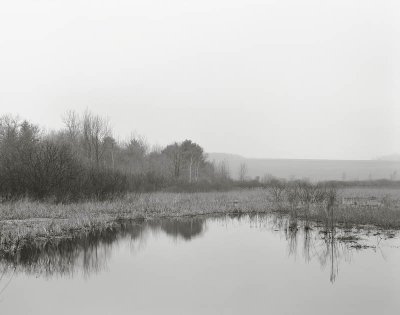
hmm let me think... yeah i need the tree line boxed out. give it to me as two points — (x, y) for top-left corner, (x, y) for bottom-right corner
(0, 110), (233, 202)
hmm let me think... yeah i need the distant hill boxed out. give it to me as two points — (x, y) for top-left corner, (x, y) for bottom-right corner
(207, 153), (400, 182)
(376, 154), (400, 161)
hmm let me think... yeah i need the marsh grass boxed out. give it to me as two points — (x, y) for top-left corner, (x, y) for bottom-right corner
(1, 187), (400, 253)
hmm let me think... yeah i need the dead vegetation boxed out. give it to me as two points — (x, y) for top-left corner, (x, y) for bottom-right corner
(0, 186), (400, 254)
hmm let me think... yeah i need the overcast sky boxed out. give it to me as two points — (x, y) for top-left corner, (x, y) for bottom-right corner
(0, 0), (399, 160)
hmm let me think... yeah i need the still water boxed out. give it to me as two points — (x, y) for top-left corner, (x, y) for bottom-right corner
(1, 214), (400, 315)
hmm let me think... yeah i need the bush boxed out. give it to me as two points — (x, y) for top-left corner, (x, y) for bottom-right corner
(77, 168), (129, 201)
(0, 140), (129, 203)
(127, 171), (168, 192)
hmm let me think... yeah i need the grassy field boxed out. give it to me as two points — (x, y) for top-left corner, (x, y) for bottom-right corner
(339, 186), (400, 200)
(0, 187), (400, 253)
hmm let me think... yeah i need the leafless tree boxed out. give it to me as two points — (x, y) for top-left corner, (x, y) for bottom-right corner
(162, 142), (182, 179)
(238, 162), (248, 182)
(81, 110), (111, 168)
(298, 181), (317, 227)
(285, 181), (301, 226)
(216, 160), (231, 181)
(181, 140), (204, 183)
(119, 134), (148, 173)
(267, 178), (286, 207)
(62, 110), (81, 142)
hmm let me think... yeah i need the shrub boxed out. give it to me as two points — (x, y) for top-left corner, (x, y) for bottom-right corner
(0, 140), (129, 203)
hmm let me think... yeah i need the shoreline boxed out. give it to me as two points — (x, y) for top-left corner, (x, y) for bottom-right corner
(1, 188), (400, 254)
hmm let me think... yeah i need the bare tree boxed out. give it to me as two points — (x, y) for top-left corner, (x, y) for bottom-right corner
(121, 133), (149, 173)
(181, 140), (204, 183)
(267, 178), (286, 207)
(238, 162), (248, 182)
(62, 110), (81, 142)
(298, 181), (317, 227)
(285, 181), (301, 226)
(216, 160), (230, 181)
(0, 115), (20, 144)
(81, 110), (111, 168)
(325, 185), (338, 230)
(162, 142), (182, 179)
(103, 136), (117, 169)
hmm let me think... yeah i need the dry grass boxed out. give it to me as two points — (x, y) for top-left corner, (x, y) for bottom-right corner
(339, 186), (400, 200)
(0, 189), (271, 221)
(1, 187), (400, 252)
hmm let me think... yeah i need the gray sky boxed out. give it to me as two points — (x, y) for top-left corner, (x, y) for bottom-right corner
(1, 0), (399, 159)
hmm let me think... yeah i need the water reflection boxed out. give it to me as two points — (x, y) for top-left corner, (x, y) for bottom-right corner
(0, 218), (206, 280)
(0, 265), (14, 300)
(226, 214), (365, 283)
(0, 215), (386, 284)
(282, 222), (349, 283)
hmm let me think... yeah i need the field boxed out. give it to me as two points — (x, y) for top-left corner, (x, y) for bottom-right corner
(209, 153), (400, 181)
(1, 187), (400, 254)
(339, 186), (400, 200)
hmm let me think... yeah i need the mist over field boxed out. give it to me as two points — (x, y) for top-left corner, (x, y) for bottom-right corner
(209, 153), (400, 181)
(1, 1), (400, 314)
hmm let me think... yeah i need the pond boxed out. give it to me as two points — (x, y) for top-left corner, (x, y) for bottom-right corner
(1, 214), (400, 315)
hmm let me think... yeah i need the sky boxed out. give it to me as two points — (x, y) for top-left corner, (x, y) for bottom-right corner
(0, 0), (399, 160)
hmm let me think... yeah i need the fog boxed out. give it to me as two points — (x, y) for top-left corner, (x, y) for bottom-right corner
(1, 0), (399, 159)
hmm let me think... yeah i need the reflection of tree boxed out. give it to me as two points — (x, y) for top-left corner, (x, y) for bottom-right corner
(302, 228), (312, 263)
(283, 221), (352, 283)
(287, 228), (298, 257)
(0, 214), (363, 284)
(322, 231), (340, 283)
(0, 265), (14, 300)
(0, 218), (206, 279)
(158, 218), (205, 240)
(1, 227), (121, 278)
(245, 214), (354, 283)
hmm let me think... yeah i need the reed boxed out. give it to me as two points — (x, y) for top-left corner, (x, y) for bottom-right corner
(1, 187), (400, 252)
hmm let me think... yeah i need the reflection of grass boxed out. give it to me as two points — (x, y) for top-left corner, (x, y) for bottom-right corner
(0, 218), (207, 278)
(0, 214), (369, 283)
(336, 235), (360, 242)
(1, 187), (400, 252)
(252, 215), (354, 283)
